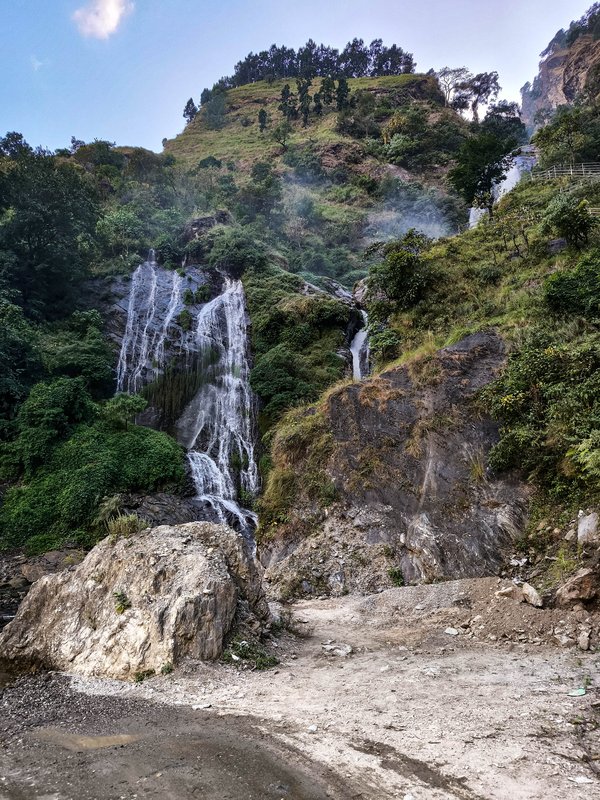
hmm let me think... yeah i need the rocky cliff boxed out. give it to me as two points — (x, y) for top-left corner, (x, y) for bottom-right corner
(259, 332), (528, 599)
(521, 32), (600, 131)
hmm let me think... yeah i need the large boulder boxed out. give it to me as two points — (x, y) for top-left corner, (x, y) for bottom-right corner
(0, 522), (269, 679)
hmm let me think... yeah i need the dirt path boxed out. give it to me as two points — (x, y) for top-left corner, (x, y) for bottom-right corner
(2, 578), (599, 799)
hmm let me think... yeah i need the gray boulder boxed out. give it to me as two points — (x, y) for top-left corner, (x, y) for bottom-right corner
(0, 522), (268, 680)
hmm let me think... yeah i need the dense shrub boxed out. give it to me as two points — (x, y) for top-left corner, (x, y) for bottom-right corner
(484, 328), (600, 501)
(0, 421), (185, 552)
(544, 252), (600, 317)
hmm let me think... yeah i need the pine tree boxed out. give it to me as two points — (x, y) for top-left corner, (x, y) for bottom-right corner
(183, 98), (198, 123)
(258, 109), (268, 132)
(336, 78), (350, 111)
(278, 84), (298, 121)
(296, 78), (312, 127)
(320, 76), (335, 106)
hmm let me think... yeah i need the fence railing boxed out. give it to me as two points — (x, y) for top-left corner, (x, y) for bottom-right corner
(588, 207), (600, 217)
(529, 163), (600, 181)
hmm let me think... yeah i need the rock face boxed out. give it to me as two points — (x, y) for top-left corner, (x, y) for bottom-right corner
(0, 523), (269, 679)
(521, 33), (600, 131)
(261, 332), (528, 598)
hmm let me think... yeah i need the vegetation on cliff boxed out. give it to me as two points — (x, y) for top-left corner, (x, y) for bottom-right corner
(2, 9), (600, 559)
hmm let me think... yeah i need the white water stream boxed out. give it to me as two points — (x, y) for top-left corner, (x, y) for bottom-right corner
(349, 310), (370, 380)
(469, 148), (538, 228)
(116, 256), (258, 534)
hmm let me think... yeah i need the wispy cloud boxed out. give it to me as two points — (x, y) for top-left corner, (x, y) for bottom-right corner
(73, 0), (134, 39)
(31, 55), (45, 72)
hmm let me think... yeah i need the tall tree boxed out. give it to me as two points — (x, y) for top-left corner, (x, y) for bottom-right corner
(0, 136), (99, 318)
(435, 67), (473, 107)
(296, 78), (313, 126)
(258, 108), (268, 132)
(447, 132), (513, 217)
(336, 77), (351, 111)
(464, 72), (501, 123)
(183, 98), (198, 123)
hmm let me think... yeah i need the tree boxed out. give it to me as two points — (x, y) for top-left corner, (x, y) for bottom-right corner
(272, 121), (292, 151)
(258, 108), (268, 132)
(448, 132), (514, 217)
(481, 102), (527, 149)
(532, 106), (594, 166)
(296, 78), (312, 126)
(278, 84), (298, 120)
(200, 87), (212, 105)
(320, 76), (335, 106)
(460, 72), (501, 123)
(183, 98), (198, 123)
(541, 195), (597, 248)
(11, 377), (96, 476)
(0, 302), (41, 421)
(102, 393), (147, 431)
(435, 67), (473, 107)
(0, 137), (99, 318)
(336, 77), (351, 111)
(96, 206), (145, 257)
(367, 230), (432, 310)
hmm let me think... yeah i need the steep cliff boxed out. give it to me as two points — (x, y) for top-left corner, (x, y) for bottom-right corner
(259, 332), (528, 598)
(522, 16), (600, 131)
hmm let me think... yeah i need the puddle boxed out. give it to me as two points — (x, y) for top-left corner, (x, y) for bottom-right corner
(32, 728), (141, 751)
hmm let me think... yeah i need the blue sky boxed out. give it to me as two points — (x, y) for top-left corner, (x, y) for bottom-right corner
(0, 0), (593, 153)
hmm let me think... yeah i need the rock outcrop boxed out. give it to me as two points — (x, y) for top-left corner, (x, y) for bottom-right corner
(0, 522), (269, 679)
(521, 33), (600, 131)
(260, 332), (528, 598)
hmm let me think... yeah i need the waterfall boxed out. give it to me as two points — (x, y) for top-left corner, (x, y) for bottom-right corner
(116, 255), (184, 393)
(176, 278), (259, 533)
(116, 257), (259, 536)
(469, 147), (538, 228)
(350, 310), (370, 380)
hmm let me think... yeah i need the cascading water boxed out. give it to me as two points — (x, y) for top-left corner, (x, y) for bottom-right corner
(176, 278), (259, 533)
(349, 310), (370, 380)
(116, 254), (259, 536)
(469, 147), (538, 228)
(116, 255), (184, 393)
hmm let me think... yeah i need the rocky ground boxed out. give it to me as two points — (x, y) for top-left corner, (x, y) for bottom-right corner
(1, 576), (599, 800)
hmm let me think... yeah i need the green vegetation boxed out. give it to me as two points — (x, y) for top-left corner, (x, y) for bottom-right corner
(243, 264), (350, 426)
(0, 376), (184, 554)
(222, 637), (279, 670)
(113, 590), (131, 614)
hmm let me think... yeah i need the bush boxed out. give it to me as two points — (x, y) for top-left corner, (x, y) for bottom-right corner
(541, 195), (597, 248)
(544, 252), (600, 317)
(107, 513), (148, 540)
(0, 421), (185, 551)
(484, 327), (600, 501)
(207, 229), (267, 277)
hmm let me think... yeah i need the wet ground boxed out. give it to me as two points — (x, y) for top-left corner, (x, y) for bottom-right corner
(0, 674), (347, 800)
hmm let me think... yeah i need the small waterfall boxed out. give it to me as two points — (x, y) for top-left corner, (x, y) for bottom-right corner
(116, 254), (184, 393)
(350, 310), (370, 380)
(469, 147), (538, 228)
(116, 258), (259, 536)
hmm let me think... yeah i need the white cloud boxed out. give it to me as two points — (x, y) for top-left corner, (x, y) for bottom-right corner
(73, 0), (134, 39)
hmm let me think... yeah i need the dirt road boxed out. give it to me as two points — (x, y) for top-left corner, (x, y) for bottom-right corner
(1, 577), (599, 799)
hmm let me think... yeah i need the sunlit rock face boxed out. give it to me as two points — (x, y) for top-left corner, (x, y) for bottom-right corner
(0, 522), (269, 679)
